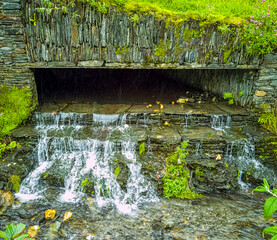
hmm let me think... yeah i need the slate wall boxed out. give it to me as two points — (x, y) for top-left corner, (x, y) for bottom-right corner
(0, 0), (276, 107)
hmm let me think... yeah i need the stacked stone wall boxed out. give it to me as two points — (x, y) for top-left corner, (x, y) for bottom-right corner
(0, 0), (277, 107)
(0, 0), (35, 91)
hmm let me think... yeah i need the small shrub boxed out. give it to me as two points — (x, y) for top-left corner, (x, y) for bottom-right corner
(163, 141), (202, 199)
(223, 92), (234, 105)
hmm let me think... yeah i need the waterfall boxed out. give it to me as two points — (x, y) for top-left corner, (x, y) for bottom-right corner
(16, 112), (158, 213)
(225, 138), (277, 190)
(211, 115), (231, 131)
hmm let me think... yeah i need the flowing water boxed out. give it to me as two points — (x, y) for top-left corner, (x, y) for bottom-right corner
(1, 110), (276, 239)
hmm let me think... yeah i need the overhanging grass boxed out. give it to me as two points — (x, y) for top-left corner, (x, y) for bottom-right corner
(103, 0), (256, 25)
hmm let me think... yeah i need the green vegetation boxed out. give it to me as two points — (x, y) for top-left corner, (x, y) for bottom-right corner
(80, 178), (94, 194)
(114, 167), (120, 178)
(8, 175), (21, 193)
(0, 223), (34, 240)
(0, 85), (34, 139)
(139, 142), (145, 155)
(223, 92), (235, 105)
(35, 0), (277, 55)
(0, 141), (21, 159)
(163, 141), (202, 199)
(258, 103), (277, 135)
(194, 166), (204, 182)
(253, 178), (277, 239)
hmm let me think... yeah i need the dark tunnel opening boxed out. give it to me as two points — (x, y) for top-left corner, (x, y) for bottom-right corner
(34, 68), (255, 107)
(34, 69), (200, 105)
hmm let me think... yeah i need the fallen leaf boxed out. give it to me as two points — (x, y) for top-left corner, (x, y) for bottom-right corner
(45, 209), (56, 220)
(28, 225), (40, 238)
(63, 212), (73, 222)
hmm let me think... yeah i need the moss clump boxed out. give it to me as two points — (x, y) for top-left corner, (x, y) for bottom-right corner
(0, 85), (34, 138)
(80, 178), (94, 194)
(258, 103), (277, 135)
(115, 46), (129, 61)
(163, 141), (202, 199)
(223, 48), (232, 63)
(8, 175), (21, 193)
(195, 166), (204, 182)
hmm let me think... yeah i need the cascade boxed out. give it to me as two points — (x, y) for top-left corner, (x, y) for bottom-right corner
(16, 112), (158, 213)
(225, 138), (277, 190)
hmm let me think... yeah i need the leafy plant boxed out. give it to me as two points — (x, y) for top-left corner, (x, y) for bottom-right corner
(0, 141), (21, 159)
(223, 92), (234, 105)
(163, 141), (202, 199)
(0, 223), (34, 240)
(8, 175), (21, 193)
(139, 142), (145, 155)
(131, 14), (139, 25)
(253, 178), (277, 239)
(80, 178), (94, 194)
(242, 0), (277, 55)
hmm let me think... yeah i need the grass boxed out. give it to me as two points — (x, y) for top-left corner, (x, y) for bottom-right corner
(104, 0), (258, 25)
(38, 0), (277, 54)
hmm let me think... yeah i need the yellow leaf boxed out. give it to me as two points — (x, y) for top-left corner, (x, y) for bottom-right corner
(164, 121), (170, 126)
(45, 209), (56, 220)
(63, 211), (73, 222)
(28, 225), (40, 238)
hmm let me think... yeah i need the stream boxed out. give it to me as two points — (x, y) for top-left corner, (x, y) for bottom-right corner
(1, 103), (276, 240)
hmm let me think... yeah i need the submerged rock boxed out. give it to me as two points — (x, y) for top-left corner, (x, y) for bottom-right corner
(0, 190), (14, 207)
(45, 221), (61, 239)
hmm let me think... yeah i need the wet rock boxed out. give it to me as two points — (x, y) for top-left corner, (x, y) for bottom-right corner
(113, 157), (129, 191)
(34, 212), (45, 224)
(150, 127), (182, 151)
(45, 221), (61, 239)
(40, 169), (65, 188)
(0, 142), (36, 186)
(0, 190), (14, 207)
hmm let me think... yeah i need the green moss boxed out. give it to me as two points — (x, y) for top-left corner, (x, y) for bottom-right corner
(0, 85), (35, 138)
(115, 46), (129, 61)
(163, 141), (202, 199)
(80, 178), (94, 194)
(139, 142), (145, 155)
(223, 48), (232, 63)
(114, 167), (120, 178)
(195, 166), (204, 182)
(8, 175), (21, 193)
